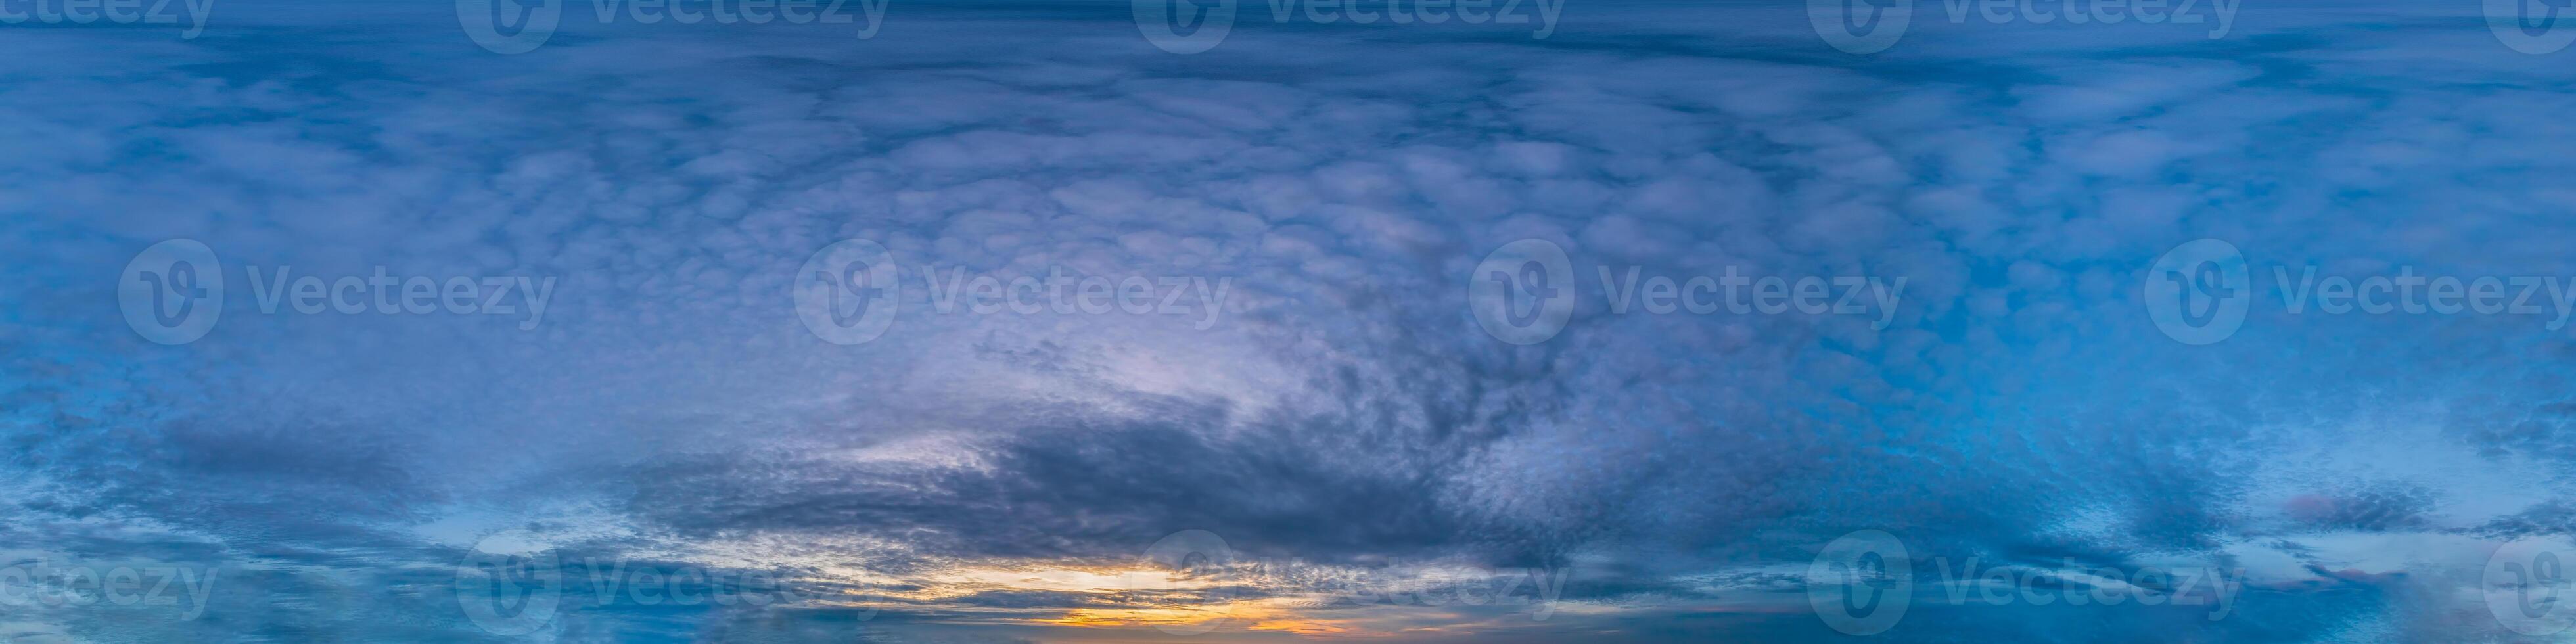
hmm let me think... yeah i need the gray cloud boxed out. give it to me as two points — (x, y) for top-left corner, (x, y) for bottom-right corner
(5, 0), (2576, 641)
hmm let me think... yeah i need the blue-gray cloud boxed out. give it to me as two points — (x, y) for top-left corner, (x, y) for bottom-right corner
(6, 0), (2576, 642)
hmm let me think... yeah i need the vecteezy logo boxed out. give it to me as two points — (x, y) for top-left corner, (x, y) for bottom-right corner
(119, 239), (225, 346)
(1134, 0), (1237, 54)
(1469, 239), (1575, 345)
(457, 0), (563, 54)
(2144, 239), (2251, 346)
(1808, 0), (1911, 54)
(1808, 530), (1910, 636)
(2489, 0), (2576, 53)
(794, 239), (900, 346)
(1136, 530), (1242, 635)
(2486, 538), (2576, 635)
(456, 532), (562, 636)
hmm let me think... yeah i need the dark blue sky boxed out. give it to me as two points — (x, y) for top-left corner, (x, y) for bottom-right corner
(7, 0), (2576, 641)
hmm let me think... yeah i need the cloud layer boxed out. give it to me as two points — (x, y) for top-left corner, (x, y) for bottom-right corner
(7, 0), (2576, 641)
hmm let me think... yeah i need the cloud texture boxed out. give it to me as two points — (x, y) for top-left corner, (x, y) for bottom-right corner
(7, 0), (2576, 641)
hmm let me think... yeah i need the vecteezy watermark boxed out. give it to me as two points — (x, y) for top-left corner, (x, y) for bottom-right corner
(1468, 239), (1906, 345)
(1808, 0), (1912, 54)
(1132, 530), (1571, 637)
(120, 239), (225, 345)
(2143, 238), (2576, 345)
(457, 0), (888, 54)
(242, 267), (557, 330)
(0, 0), (212, 38)
(455, 534), (846, 636)
(118, 239), (561, 345)
(1133, 0), (1561, 54)
(1807, 530), (2245, 636)
(1920, 557), (2242, 618)
(2489, 0), (2576, 53)
(0, 559), (221, 621)
(793, 239), (1235, 346)
(1808, 530), (1910, 635)
(2142, 239), (2250, 345)
(1134, 529), (1242, 636)
(1808, 0), (2238, 54)
(2484, 537), (2576, 636)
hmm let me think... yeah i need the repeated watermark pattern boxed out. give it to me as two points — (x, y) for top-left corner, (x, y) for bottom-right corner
(0, 0), (211, 38)
(1810, 0), (2238, 54)
(455, 536), (855, 636)
(1469, 239), (1906, 345)
(794, 239), (1234, 346)
(2143, 238), (2576, 345)
(458, 0), (889, 53)
(1134, 0), (1562, 54)
(1808, 530), (1910, 635)
(2485, 537), (2576, 636)
(1808, 530), (2245, 636)
(1808, 0), (1914, 54)
(241, 267), (557, 330)
(1136, 530), (1572, 636)
(418, 0), (2576, 60)
(0, 560), (221, 621)
(2489, 0), (2576, 53)
(119, 239), (226, 345)
(118, 239), (560, 345)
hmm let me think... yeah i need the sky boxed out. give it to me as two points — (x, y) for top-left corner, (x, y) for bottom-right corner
(7, 0), (2576, 641)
